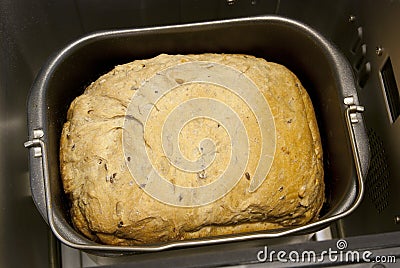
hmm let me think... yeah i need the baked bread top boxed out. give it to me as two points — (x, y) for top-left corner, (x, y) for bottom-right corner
(60, 54), (324, 245)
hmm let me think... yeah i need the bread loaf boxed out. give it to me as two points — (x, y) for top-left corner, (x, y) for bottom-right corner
(60, 54), (324, 245)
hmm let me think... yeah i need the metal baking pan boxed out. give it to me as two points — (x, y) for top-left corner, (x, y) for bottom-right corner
(25, 15), (369, 254)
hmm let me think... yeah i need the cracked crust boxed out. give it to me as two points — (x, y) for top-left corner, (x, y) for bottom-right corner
(60, 54), (324, 245)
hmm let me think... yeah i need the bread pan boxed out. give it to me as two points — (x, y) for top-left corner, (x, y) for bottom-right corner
(25, 15), (369, 254)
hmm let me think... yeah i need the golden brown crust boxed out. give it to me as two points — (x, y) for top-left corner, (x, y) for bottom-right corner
(60, 54), (324, 245)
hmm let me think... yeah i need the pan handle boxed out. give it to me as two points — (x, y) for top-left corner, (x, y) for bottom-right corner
(24, 129), (50, 223)
(24, 129), (49, 222)
(343, 96), (366, 185)
(25, 132), (89, 246)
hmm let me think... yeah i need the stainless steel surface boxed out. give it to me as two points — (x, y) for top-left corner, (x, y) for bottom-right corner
(0, 1), (82, 267)
(276, 0), (400, 238)
(329, 0), (400, 236)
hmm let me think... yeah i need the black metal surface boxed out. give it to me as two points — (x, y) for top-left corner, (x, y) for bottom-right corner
(26, 15), (368, 254)
(0, 0), (83, 267)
